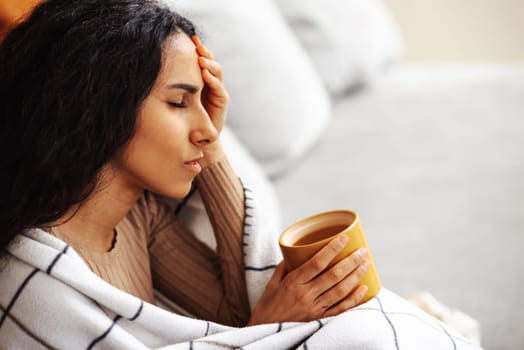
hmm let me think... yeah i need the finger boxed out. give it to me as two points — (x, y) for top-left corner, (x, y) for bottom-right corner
(316, 258), (370, 312)
(322, 285), (368, 318)
(191, 35), (201, 47)
(191, 35), (215, 59)
(198, 56), (223, 81)
(202, 69), (227, 98)
(292, 235), (348, 283)
(310, 248), (368, 296)
(196, 44), (215, 60)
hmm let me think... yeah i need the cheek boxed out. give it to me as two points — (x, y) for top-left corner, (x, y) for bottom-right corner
(135, 110), (186, 156)
(129, 131), (179, 168)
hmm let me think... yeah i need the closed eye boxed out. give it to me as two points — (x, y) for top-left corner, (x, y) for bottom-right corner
(168, 101), (186, 108)
(165, 83), (201, 109)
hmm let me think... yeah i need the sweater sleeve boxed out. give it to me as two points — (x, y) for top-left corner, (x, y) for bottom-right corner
(194, 156), (251, 323)
(147, 157), (250, 326)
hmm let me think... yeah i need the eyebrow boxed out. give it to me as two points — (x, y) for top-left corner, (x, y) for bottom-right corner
(166, 83), (199, 94)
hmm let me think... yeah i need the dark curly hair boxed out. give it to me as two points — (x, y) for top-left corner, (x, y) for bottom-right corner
(0, 0), (196, 252)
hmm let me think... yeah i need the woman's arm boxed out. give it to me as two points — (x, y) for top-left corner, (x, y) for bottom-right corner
(194, 154), (252, 323)
(146, 175), (250, 326)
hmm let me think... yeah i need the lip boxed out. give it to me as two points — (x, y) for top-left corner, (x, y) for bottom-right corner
(184, 157), (203, 173)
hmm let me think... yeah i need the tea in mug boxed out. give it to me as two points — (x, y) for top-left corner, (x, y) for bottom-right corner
(293, 225), (348, 246)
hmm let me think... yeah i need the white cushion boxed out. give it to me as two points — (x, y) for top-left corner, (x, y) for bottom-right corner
(165, 0), (331, 177)
(275, 0), (404, 95)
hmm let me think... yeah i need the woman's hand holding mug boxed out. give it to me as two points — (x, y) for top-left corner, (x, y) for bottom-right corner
(249, 210), (381, 326)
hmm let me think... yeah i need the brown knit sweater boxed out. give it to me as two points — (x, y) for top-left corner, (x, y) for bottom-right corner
(59, 157), (251, 327)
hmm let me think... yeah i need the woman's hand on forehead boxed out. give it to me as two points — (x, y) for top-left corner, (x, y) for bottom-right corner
(192, 36), (227, 133)
(191, 36), (228, 167)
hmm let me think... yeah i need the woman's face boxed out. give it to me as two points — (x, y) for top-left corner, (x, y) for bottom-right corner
(116, 33), (217, 198)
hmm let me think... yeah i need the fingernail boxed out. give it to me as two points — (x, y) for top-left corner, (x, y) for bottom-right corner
(360, 285), (368, 296)
(359, 248), (369, 258)
(361, 259), (370, 271)
(191, 35), (201, 46)
(338, 235), (348, 246)
(198, 56), (206, 65)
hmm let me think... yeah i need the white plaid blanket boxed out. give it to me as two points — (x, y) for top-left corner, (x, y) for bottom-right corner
(0, 187), (482, 349)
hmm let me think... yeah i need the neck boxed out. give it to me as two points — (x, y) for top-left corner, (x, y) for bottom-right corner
(53, 164), (143, 252)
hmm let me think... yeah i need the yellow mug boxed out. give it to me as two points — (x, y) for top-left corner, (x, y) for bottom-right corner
(279, 210), (381, 304)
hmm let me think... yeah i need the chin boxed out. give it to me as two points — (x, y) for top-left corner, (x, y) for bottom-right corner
(162, 182), (194, 199)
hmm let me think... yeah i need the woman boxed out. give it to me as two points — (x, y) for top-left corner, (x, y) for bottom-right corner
(0, 0), (370, 346)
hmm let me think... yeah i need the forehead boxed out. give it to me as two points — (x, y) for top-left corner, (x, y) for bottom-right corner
(155, 33), (200, 86)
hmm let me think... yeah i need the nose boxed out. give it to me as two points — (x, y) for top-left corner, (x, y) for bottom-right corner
(190, 105), (218, 147)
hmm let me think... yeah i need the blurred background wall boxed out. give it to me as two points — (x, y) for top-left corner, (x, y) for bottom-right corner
(382, 0), (524, 62)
